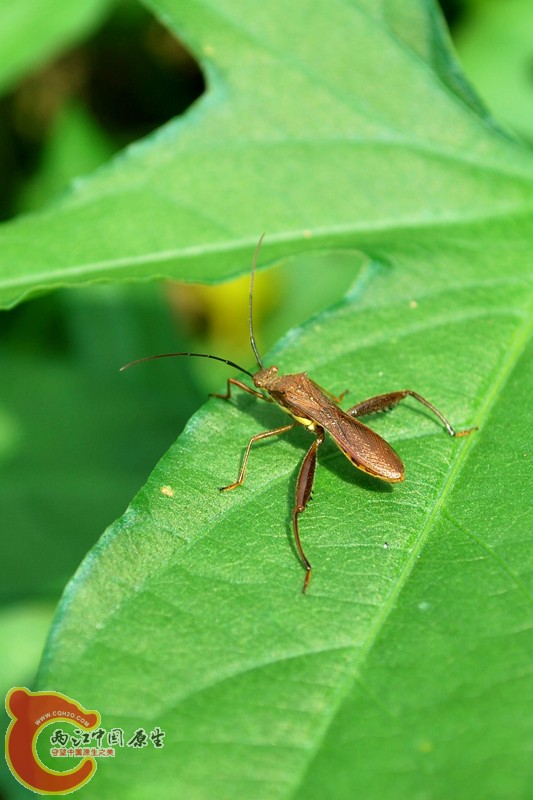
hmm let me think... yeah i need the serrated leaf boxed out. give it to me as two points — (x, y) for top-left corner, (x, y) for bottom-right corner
(1, 0), (533, 307)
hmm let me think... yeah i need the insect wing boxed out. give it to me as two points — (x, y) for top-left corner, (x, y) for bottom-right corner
(322, 408), (404, 482)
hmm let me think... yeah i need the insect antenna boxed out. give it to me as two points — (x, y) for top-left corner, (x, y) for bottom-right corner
(120, 351), (254, 378)
(121, 235), (267, 378)
(249, 234), (265, 369)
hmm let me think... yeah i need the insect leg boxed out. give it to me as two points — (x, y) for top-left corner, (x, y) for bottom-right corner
(347, 390), (476, 437)
(293, 427), (325, 594)
(313, 382), (349, 404)
(220, 423), (296, 491)
(211, 378), (270, 402)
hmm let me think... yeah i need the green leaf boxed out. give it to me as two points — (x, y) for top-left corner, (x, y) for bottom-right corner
(37, 231), (532, 798)
(9, 1), (531, 798)
(0, 601), (55, 690)
(0, 602), (56, 800)
(1, 0), (533, 307)
(17, 102), (116, 214)
(0, 0), (112, 94)
(0, 284), (204, 602)
(455, 0), (533, 142)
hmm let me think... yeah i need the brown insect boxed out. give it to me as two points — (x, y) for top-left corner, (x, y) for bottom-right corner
(122, 236), (477, 593)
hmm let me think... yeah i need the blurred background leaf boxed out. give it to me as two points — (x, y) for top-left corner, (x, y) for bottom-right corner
(0, 0), (112, 95)
(454, 0), (533, 144)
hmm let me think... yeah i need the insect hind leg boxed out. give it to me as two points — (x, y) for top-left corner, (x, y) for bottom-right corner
(347, 390), (476, 437)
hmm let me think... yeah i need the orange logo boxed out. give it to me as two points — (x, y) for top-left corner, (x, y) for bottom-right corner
(5, 687), (100, 795)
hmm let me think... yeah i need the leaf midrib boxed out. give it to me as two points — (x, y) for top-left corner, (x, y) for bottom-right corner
(282, 293), (533, 799)
(3, 212), (533, 305)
